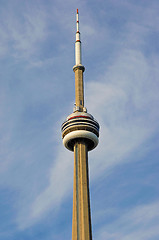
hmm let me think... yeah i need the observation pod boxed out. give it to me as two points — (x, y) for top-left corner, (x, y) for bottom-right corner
(61, 112), (99, 151)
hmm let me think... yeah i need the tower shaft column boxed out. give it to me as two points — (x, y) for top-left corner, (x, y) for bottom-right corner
(72, 140), (92, 240)
(74, 68), (84, 111)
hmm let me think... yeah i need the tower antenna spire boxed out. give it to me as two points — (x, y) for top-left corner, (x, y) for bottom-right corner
(75, 8), (83, 66)
(73, 9), (85, 111)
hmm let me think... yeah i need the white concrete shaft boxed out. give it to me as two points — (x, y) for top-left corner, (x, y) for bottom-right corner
(72, 141), (92, 240)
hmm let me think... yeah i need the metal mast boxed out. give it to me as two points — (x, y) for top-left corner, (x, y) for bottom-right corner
(73, 8), (85, 112)
(61, 9), (100, 240)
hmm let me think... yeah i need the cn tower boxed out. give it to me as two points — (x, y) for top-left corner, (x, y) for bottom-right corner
(61, 9), (100, 240)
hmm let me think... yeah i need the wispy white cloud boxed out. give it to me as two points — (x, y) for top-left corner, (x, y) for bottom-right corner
(86, 31), (159, 179)
(95, 201), (159, 240)
(15, 145), (73, 229)
(0, 7), (48, 59)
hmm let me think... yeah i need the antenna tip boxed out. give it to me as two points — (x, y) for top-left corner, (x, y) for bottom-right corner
(77, 9), (78, 14)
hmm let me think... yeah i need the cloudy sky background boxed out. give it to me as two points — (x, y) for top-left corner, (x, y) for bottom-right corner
(0, 0), (159, 239)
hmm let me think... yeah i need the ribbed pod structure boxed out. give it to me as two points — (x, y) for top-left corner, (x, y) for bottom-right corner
(61, 9), (99, 240)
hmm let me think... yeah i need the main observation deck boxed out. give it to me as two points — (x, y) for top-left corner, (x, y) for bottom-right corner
(61, 111), (99, 151)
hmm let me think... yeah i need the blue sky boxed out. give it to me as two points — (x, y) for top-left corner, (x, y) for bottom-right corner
(0, 0), (159, 239)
